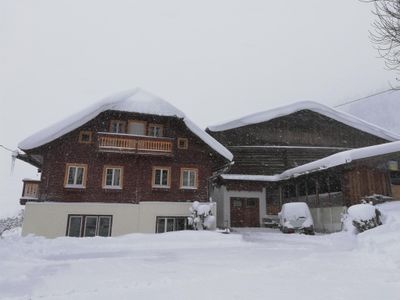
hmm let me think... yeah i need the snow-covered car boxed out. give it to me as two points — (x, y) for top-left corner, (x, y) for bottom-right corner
(278, 202), (314, 234)
(343, 203), (382, 233)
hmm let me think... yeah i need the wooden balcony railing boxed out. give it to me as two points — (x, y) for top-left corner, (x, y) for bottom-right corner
(20, 179), (40, 205)
(97, 132), (173, 155)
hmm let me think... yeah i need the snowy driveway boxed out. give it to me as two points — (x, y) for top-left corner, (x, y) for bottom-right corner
(1, 204), (400, 300)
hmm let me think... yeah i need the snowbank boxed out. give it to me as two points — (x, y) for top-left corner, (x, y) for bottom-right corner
(1, 202), (400, 300)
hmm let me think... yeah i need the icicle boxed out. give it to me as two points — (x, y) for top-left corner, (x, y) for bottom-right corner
(10, 150), (18, 175)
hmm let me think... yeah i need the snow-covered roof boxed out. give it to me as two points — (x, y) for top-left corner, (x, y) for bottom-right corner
(18, 88), (233, 161)
(221, 140), (400, 182)
(207, 101), (400, 141)
(337, 89), (400, 136)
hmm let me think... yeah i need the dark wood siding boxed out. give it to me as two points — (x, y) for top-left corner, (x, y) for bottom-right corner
(27, 111), (227, 204)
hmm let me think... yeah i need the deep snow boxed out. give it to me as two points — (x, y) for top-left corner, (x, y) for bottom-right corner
(1, 202), (400, 300)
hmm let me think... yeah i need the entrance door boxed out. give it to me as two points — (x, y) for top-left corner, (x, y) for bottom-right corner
(127, 121), (146, 135)
(230, 197), (260, 227)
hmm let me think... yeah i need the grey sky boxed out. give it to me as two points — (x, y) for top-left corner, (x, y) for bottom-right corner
(0, 0), (396, 216)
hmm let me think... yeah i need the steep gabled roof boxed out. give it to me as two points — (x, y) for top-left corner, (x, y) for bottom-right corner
(18, 88), (233, 161)
(207, 101), (400, 141)
(221, 140), (400, 182)
(337, 89), (400, 136)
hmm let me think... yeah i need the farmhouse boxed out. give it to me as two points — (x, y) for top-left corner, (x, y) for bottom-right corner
(207, 101), (400, 231)
(17, 89), (232, 238)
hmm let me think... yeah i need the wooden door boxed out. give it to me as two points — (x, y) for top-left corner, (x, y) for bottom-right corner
(230, 197), (260, 227)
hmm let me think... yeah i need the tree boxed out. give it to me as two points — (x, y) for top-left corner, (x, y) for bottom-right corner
(366, 1), (400, 71)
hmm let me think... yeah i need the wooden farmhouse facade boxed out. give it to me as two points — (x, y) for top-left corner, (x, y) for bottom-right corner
(17, 89), (232, 238)
(207, 102), (400, 231)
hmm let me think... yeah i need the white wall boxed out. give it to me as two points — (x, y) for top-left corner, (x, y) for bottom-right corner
(22, 201), (216, 238)
(310, 206), (346, 233)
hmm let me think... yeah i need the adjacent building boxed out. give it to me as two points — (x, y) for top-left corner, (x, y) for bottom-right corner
(207, 101), (400, 231)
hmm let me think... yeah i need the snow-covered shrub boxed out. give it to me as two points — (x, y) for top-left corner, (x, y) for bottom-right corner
(342, 203), (382, 233)
(0, 210), (23, 237)
(188, 201), (216, 230)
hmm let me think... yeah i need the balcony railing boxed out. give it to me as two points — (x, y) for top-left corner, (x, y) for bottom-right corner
(20, 179), (40, 205)
(97, 132), (173, 155)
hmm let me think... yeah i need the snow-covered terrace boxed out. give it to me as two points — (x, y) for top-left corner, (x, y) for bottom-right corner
(221, 140), (400, 182)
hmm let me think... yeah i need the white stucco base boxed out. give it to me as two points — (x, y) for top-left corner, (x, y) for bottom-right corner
(22, 201), (216, 238)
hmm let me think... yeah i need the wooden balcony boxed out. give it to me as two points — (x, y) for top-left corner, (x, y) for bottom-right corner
(97, 132), (174, 156)
(20, 179), (40, 205)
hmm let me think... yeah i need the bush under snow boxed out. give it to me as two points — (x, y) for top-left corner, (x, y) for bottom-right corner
(342, 203), (382, 233)
(188, 201), (216, 230)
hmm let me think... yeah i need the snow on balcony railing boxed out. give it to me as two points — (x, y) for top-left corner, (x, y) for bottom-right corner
(97, 132), (173, 154)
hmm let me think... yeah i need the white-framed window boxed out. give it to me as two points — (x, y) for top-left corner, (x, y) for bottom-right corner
(103, 166), (123, 189)
(152, 167), (171, 188)
(180, 168), (198, 189)
(148, 124), (163, 137)
(67, 215), (112, 237)
(64, 164), (87, 188)
(156, 216), (189, 233)
(110, 120), (126, 133)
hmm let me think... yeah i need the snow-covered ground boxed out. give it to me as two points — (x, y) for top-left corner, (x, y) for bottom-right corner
(1, 202), (400, 300)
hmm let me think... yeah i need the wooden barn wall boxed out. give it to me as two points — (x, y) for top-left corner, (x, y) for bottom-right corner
(229, 147), (343, 175)
(343, 166), (391, 205)
(27, 111), (227, 204)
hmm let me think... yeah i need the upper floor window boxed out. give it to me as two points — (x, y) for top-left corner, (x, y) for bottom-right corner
(64, 164), (87, 188)
(178, 138), (188, 149)
(152, 167), (171, 188)
(103, 166), (123, 189)
(180, 168), (198, 189)
(110, 120), (126, 133)
(127, 120), (146, 135)
(79, 131), (92, 143)
(148, 124), (163, 137)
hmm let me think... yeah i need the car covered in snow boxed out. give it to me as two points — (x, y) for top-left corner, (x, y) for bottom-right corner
(278, 202), (314, 234)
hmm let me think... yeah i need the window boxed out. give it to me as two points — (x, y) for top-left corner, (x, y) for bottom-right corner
(177, 138), (188, 149)
(180, 168), (198, 189)
(110, 120), (126, 133)
(102, 166), (123, 189)
(127, 120), (146, 135)
(152, 167), (171, 188)
(64, 164), (87, 188)
(148, 124), (163, 137)
(79, 131), (92, 143)
(156, 217), (189, 233)
(232, 198), (242, 208)
(67, 215), (112, 237)
(246, 198), (257, 208)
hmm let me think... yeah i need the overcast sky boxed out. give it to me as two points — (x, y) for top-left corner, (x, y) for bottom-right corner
(0, 0), (396, 217)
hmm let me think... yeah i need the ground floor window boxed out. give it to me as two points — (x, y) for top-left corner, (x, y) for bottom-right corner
(67, 215), (112, 237)
(156, 216), (189, 233)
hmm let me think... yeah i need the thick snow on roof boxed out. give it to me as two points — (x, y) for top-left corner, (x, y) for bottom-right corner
(337, 89), (400, 136)
(207, 100), (400, 141)
(221, 140), (400, 182)
(18, 88), (233, 161)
